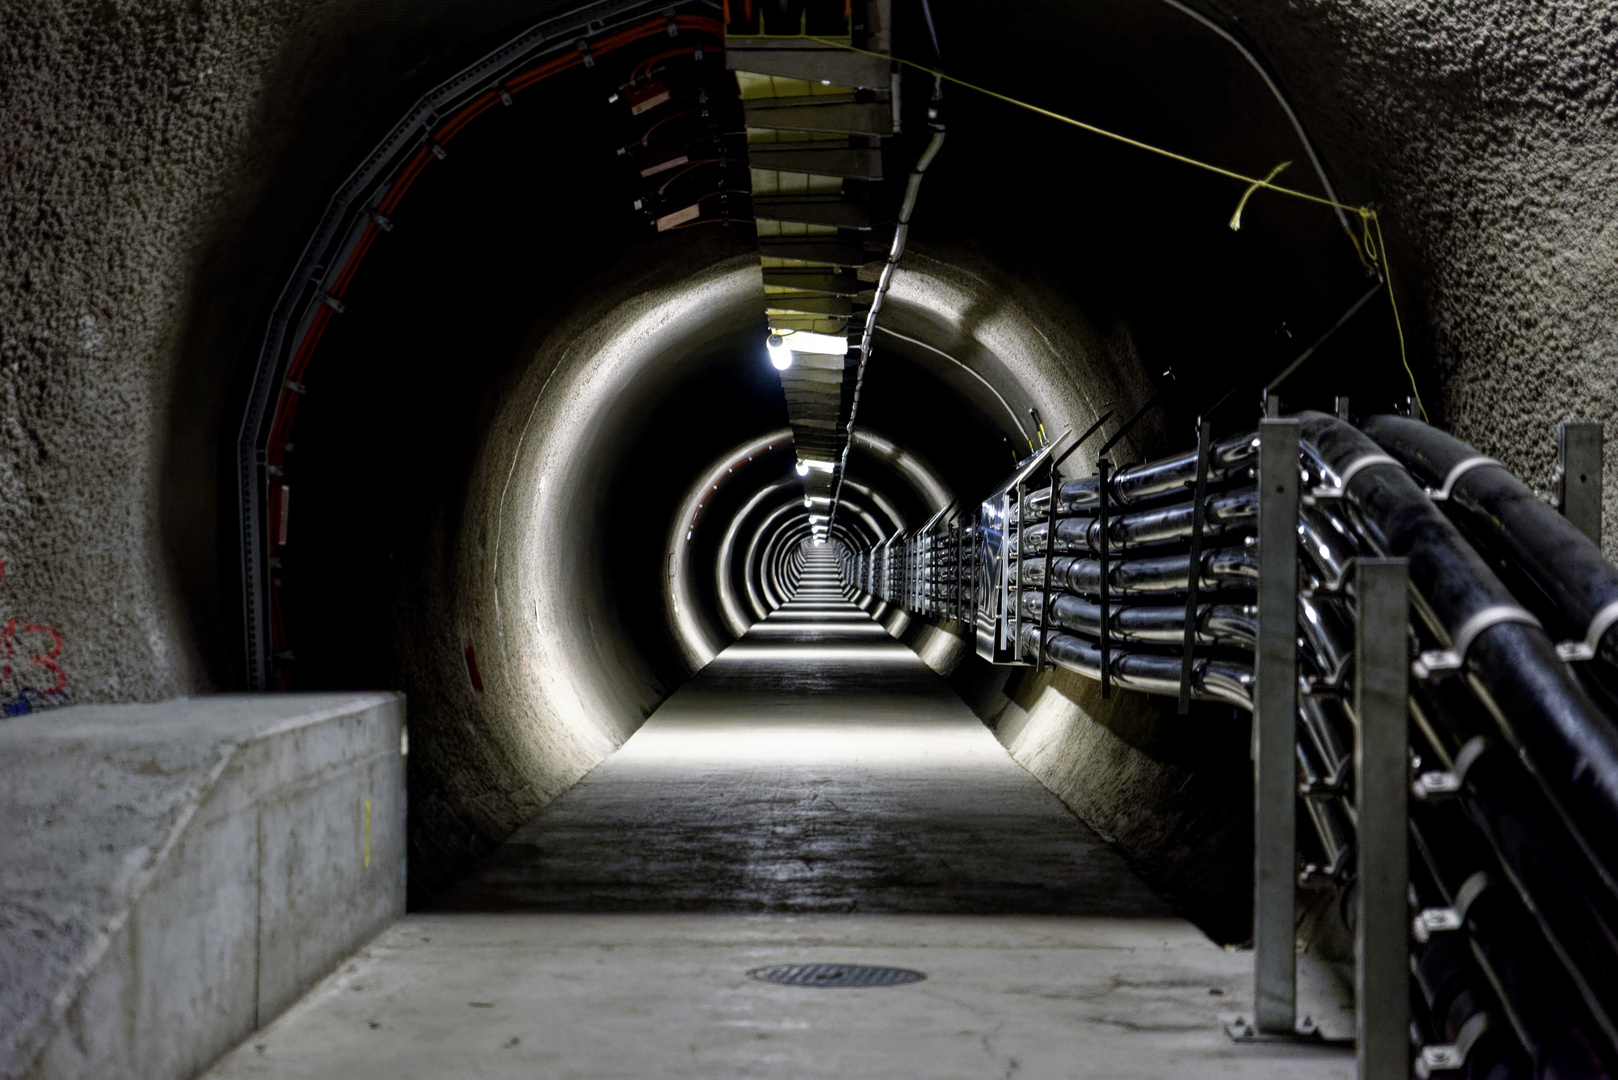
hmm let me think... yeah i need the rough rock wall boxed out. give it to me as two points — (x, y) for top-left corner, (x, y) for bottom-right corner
(0, 0), (576, 710)
(0, 1), (309, 707)
(1227, 0), (1618, 554)
(5, 0), (1610, 696)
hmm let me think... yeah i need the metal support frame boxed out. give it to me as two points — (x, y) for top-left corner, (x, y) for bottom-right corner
(1253, 418), (1300, 1034)
(1037, 461), (1060, 672)
(1098, 456), (1112, 698)
(1013, 478), (1026, 660)
(999, 490), (1012, 652)
(1354, 557), (1410, 1080)
(1558, 420), (1603, 548)
(1036, 411), (1112, 672)
(1178, 418), (1212, 714)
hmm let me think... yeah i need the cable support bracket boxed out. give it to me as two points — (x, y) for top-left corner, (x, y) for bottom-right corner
(1412, 604), (1541, 679)
(1305, 453), (1400, 503)
(1411, 906), (1462, 943)
(1554, 597), (1618, 662)
(1415, 1011), (1491, 1079)
(1423, 454), (1501, 502)
(1411, 769), (1461, 800)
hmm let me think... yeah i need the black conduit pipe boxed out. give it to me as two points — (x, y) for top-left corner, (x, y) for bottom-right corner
(1297, 411), (1618, 890)
(1365, 415), (1618, 701)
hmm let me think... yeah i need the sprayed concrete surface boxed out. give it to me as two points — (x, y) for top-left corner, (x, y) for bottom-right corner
(0, 694), (405, 1080)
(204, 559), (1348, 1078)
(1224, 0), (1618, 548)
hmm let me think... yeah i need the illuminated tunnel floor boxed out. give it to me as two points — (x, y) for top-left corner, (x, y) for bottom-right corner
(204, 561), (1353, 1078)
(435, 585), (1171, 915)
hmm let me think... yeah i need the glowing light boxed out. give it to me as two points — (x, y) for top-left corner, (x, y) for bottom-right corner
(767, 329), (847, 373)
(800, 458), (836, 474)
(795, 461), (810, 476)
(781, 330), (849, 356)
(766, 333), (793, 370)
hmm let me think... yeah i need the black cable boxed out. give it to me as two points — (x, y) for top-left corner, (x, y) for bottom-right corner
(918, 0), (943, 68)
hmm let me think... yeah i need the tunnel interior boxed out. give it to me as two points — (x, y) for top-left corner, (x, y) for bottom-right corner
(13, 0), (1618, 1075)
(212, 0), (1426, 920)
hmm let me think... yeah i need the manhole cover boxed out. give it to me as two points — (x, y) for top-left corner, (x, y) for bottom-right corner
(748, 963), (926, 988)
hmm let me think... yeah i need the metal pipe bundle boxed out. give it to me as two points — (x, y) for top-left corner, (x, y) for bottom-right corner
(846, 407), (1618, 1073)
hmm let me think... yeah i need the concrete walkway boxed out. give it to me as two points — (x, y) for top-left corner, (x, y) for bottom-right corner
(204, 547), (1352, 1078)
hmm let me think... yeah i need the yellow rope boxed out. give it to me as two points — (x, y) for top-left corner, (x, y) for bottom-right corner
(779, 34), (1428, 418)
(1371, 212), (1427, 420)
(1229, 161), (1291, 232)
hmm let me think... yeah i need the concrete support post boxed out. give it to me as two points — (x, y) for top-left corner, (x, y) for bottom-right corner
(1558, 420), (1603, 547)
(1254, 418), (1300, 1035)
(1354, 558), (1411, 1080)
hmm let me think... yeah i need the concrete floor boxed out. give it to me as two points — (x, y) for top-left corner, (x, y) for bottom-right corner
(203, 549), (1352, 1078)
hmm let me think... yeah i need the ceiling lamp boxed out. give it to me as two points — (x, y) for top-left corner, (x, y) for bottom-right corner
(766, 329), (847, 372)
(766, 333), (793, 371)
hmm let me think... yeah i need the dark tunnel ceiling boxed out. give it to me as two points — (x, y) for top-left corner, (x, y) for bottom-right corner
(223, 0), (1413, 696)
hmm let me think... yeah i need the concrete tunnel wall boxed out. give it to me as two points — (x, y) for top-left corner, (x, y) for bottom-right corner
(5, 0), (1617, 931)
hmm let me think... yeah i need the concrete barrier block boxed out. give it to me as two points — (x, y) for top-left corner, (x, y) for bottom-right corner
(0, 693), (405, 1080)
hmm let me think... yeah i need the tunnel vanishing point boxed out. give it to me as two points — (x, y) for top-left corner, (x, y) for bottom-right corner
(5, 2), (1618, 1078)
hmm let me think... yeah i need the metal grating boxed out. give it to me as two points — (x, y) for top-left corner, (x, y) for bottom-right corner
(726, 1), (896, 502)
(748, 963), (925, 988)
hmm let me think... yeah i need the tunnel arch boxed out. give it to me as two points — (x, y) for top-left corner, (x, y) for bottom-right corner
(9, 6), (1618, 1069)
(213, 0), (1438, 900)
(12, 0), (1596, 915)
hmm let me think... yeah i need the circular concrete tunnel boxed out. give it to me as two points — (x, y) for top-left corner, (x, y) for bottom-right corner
(237, 0), (1416, 915)
(8, 0), (1615, 943)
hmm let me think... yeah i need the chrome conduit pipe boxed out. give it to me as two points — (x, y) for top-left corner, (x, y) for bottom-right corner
(1020, 487), (1257, 554)
(1017, 623), (1255, 709)
(1017, 591), (1257, 648)
(1018, 546), (1258, 594)
(1022, 430), (1259, 518)
(850, 406), (1618, 1072)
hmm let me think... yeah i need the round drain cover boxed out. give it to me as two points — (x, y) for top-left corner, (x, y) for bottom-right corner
(748, 963), (925, 988)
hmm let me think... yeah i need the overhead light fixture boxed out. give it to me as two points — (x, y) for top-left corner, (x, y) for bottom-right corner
(795, 460), (810, 476)
(803, 496), (812, 507)
(766, 333), (793, 371)
(800, 458), (836, 474)
(783, 330), (849, 356)
(766, 329), (848, 372)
